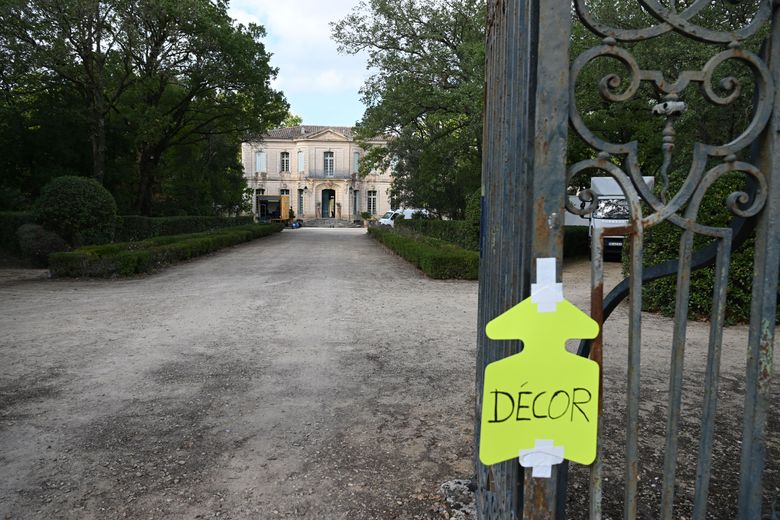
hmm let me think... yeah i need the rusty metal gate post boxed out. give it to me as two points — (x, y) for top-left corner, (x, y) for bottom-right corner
(475, 0), (572, 518)
(477, 1), (779, 519)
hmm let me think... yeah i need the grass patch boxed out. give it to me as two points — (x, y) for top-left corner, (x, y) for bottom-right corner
(368, 226), (478, 280)
(49, 223), (283, 278)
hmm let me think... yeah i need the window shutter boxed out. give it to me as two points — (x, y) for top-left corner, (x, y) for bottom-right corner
(353, 152), (360, 173)
(297, 151), (305, 172)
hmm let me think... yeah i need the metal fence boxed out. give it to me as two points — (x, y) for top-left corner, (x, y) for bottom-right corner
(476, 1), (779, 518)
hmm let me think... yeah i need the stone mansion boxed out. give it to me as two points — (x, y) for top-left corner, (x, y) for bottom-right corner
(241, 125), (393, 221)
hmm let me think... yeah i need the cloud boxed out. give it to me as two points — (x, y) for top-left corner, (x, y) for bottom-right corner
(228, 0), (369, 124)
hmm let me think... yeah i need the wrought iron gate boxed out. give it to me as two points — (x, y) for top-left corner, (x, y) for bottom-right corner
(475, 1), (779, 518)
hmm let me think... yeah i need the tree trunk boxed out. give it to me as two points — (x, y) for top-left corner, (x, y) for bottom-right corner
(134, 147), (160, 216)
(89, 91), (107, 184)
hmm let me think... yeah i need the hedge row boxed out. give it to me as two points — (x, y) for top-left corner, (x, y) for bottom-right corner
(49, 223), (283, 277)
(395, 219), (479, 251)
(115, 215), (254, 241)
(368, 226), (478, 279)
(395, 218), (591, 258)
(0, 211), (36, 253)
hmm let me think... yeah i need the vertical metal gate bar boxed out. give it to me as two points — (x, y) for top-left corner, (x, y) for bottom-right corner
(589, 229), (606, 520)
(738, 6), (780, 517)
(476, 1), (572, 518)
(692, 233), (732, 520)
(524, 0), (572, 516)
(624, 229), (644, 520)
(660, 229), (695, 519)
(476, 0), (535, 516)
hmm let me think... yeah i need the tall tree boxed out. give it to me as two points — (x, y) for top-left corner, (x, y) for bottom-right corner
(117, 0), (287, 214)
(332, 0), (485, 217)
(0, 0), (133, 183)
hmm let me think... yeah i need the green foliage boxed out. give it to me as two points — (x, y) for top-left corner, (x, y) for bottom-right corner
(396, 219), (479, 251)
(115, 215), (254, 242)
(0, 0), (287, 215)
(16, 224), (69, 267)
(34, 176), (117, 246)
(50, 223), (283, 277)
(465, 189), (481, 230)
(333, 0), (484, 218)
(281, 113), (303, 127)
(630, 172), (776, 324)
(368, 226), (478, 279)
(0, 211), (36, 253)
(360, 211), (373, 220)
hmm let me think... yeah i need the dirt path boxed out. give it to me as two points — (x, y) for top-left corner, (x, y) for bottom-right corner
(0, 228), (776, 519)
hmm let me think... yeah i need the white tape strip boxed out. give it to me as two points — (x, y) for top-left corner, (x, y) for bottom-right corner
(519, 439), (564, 478)
(531, 257), (563, 312)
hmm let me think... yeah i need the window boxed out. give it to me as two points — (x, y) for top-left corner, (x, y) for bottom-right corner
(353, 189), (359, 217)
(280, 189), (290, 196)
(368, 190), (377, 215)
(280, 152), (290, 172)
(352, 152), (360, 173)
(297, 189), (304, 216)
(257, 188), (265, 195)
(297, 151), (305, 172)
(255, 151), (267, 173)
(324, 151), (334, 176)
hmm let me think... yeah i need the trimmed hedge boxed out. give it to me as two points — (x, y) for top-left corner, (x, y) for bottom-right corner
(49, 223), (283, 277)
(368, 226), (478, 279)
(0, 211), (36, 254)
(115, 215), (255, 242)
(395, 218), (591, 258)
(396, 219), (479, 251)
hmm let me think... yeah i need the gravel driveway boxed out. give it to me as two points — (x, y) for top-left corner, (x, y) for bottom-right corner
(0, 227), (776, 519)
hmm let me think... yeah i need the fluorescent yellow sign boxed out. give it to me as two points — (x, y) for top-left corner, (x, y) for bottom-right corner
(480, 297), (600, 467)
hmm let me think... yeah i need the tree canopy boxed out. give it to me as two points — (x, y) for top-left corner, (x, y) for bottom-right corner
(332, 0), (485, 218)
(0, 0), (287, 216)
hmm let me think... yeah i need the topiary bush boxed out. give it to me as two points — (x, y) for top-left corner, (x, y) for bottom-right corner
(34, 176), (117, 247)
(16, 224), (70, 267)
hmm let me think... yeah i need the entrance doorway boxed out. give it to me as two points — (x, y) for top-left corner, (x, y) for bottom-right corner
(321, 189), (336, 218)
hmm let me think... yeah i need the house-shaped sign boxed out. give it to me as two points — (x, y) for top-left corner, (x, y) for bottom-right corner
(479, 259), (600, 475)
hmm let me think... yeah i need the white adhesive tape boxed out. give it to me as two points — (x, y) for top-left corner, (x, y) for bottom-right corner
(531, 257), (563, 313)
(519, 439), (564, 478)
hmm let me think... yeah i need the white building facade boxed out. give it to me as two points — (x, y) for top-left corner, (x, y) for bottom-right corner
(241, 125), (393, 221)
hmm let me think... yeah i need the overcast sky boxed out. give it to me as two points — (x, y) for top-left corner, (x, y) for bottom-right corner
(228, 0), (369, 127)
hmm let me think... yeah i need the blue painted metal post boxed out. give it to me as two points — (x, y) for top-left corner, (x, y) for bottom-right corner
(475, 1), (572, 518)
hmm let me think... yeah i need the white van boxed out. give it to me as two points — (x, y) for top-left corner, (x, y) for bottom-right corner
(378, 208), (429, 227)
(587, 176), (654, 255)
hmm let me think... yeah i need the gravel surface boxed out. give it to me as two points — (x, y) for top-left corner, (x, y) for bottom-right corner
(0, 227), (776, 519)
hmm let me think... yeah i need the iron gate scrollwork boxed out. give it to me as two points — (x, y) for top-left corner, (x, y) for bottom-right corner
(476, 1), (779, 519)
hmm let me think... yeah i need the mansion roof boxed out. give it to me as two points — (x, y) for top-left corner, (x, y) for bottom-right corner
(264, 125), (355, 141)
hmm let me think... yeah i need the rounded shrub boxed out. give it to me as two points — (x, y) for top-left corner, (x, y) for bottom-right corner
(34, 176), (117, 246)
(16, 224), (70, 267)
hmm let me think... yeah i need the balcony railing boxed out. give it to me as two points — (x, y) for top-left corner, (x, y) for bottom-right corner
(306, 169), (354, 179)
